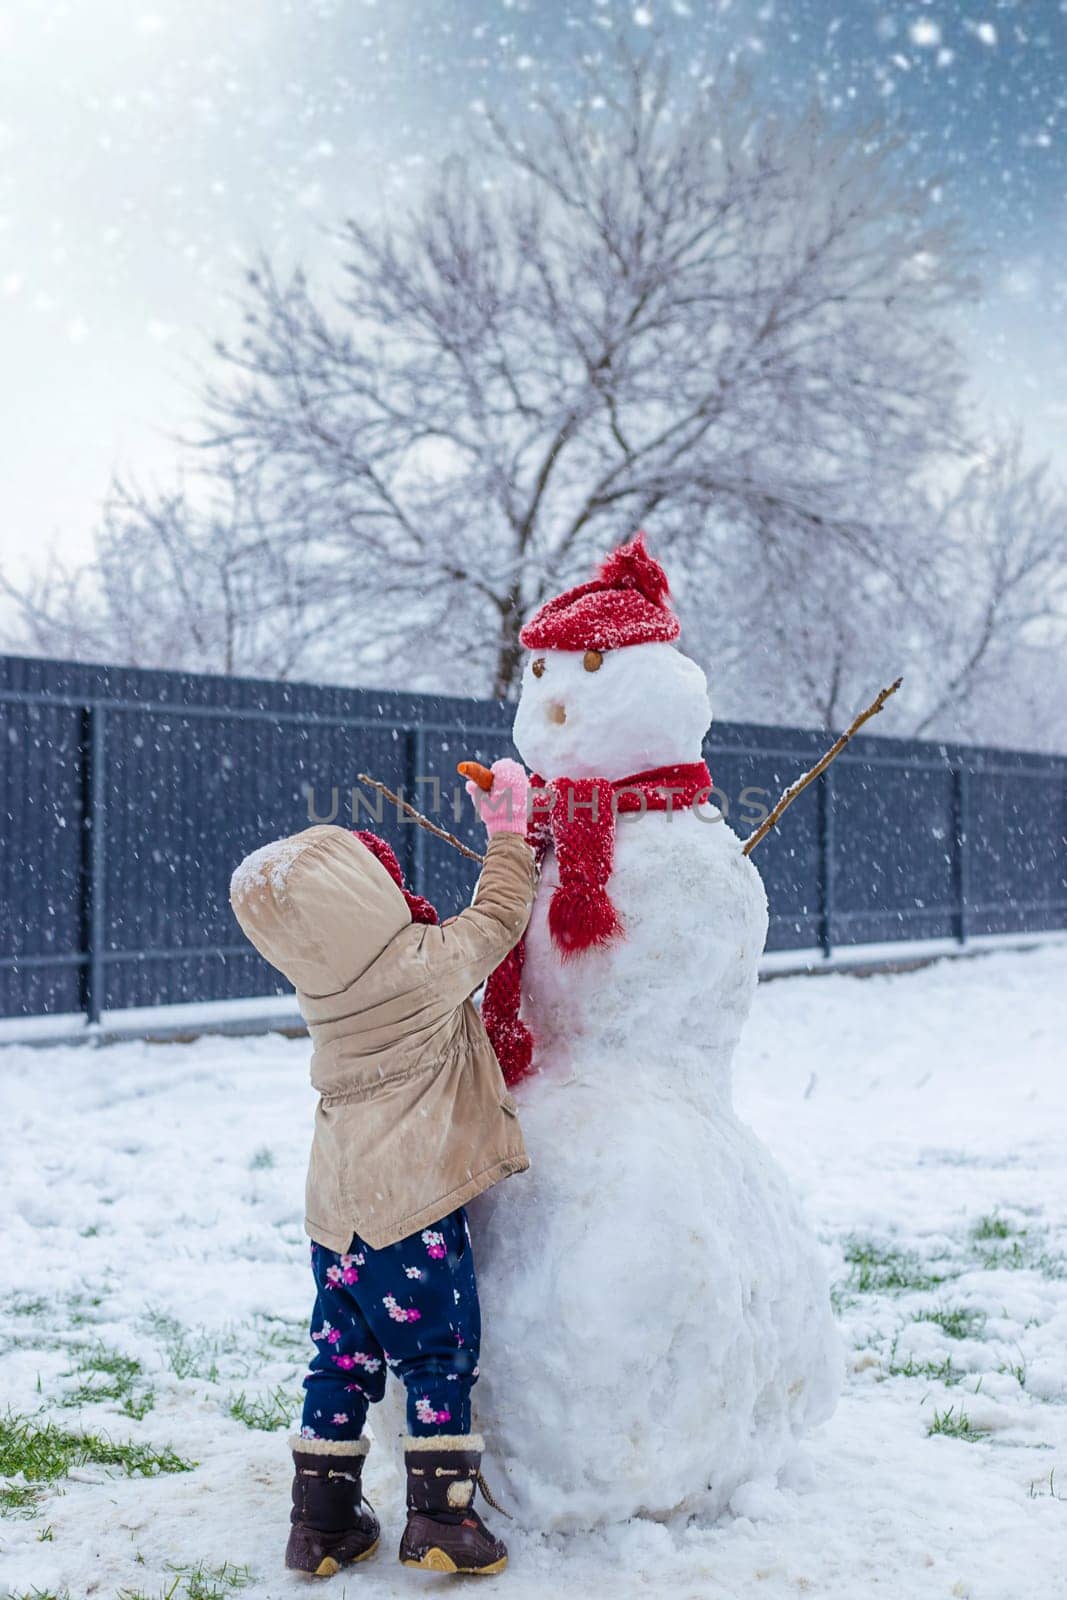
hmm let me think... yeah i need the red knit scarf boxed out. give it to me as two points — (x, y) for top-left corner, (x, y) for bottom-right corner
(482, 761), (712, 1087)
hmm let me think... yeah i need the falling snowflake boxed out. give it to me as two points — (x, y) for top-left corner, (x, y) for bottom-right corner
(968, 19), (998, 46)
(908, 19), (941, 49)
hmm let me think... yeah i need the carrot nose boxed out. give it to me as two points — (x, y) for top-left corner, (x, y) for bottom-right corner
(457, 760), (494, 791)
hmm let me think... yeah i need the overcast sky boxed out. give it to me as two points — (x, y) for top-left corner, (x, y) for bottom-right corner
(1, 0), (1064, 586)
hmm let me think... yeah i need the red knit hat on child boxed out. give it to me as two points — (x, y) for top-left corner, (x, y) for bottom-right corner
(519, 531), (679, 652)
(352, 831), (438, 925)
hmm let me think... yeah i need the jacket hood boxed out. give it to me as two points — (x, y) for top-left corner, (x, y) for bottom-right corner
(229, 825), (411, 999)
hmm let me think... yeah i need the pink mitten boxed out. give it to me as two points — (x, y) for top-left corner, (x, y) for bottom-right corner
(466, 758), (530, 837)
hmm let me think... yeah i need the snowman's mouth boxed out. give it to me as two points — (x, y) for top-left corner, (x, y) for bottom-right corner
(547, 700), (567, 726)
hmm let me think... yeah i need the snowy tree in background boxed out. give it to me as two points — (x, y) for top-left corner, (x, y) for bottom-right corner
(196, 46), (974, 699)
(910, 439), (1067, 741)
(5, 40), (1066, 746)
(700, 436), (1067, 742)
(7, 472), (347, 681)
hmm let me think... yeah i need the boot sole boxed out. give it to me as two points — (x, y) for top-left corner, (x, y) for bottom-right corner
(311, 1538), (380, 1577)
(401, 1549), (508, 1576)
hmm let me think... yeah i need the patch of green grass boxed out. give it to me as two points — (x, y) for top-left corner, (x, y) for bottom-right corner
(968, 1217), (1067, 1279)
(0, 1410), (195, 1513)
(253, 1319), (307, 1363)
(971, 1213), (1023, 1242)
(228, 1384), (298, 1432)
(143, 1312), (241, 1384)
(144, 1309), (306, 1384)
(842, 1238), (947, 1295)
(977, 1239), (1029, 1271)
(60, 1341), (155, 1420)
(0, 1332), (60, 1361)
(67, 1291), (108, 1328)
(913, 1305), (986, 1341)
(9, 1294), (49, 1319)
(886, 1350), (963, 1387)
(7, 1589), (70, 1600)
(0, 1480), (43, 1516)
(927, 1405), (990, 1442)
(118, 1561), (252, 1600)
(172, 1560), (252, 1600)
(249, 1146), (275, 1171)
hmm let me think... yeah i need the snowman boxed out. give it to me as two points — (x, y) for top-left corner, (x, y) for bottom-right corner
(469, 534), (841, 1532)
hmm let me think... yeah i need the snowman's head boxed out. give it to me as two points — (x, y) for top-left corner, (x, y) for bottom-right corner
(512, 641), (712, 782)
(514, 532), (710, 780)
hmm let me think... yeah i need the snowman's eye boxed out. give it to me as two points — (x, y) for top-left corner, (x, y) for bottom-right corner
(583, 650), (604, 673)
(531, 658), (546, 678)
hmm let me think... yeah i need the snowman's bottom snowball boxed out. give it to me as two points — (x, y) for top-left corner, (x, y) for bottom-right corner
(469, 1081), (841, 1532)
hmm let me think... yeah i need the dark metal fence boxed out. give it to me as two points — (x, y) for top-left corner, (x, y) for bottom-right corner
(2, 653), (1065, 1021)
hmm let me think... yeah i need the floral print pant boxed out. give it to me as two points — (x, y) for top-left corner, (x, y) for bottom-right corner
(300, 1207), (481, 1441)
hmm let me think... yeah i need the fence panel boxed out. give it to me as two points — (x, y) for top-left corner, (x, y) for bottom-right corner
(831, 755), (958, 947)
(0, 695), (87, 1016)
(1, 653), (1065, 1020)
(967, 767), (1067, 937)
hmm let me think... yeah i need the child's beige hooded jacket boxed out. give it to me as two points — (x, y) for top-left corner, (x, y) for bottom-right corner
(230, 825), (535, 1251)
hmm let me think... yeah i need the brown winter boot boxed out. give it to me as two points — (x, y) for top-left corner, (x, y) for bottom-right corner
(399, 1434), (509, 1576)
(284, 1435), (380, 1577)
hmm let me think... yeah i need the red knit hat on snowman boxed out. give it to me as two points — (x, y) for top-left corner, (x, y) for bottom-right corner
(519, 530), (681, 651)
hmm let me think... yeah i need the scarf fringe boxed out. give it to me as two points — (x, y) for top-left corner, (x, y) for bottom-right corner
(481, 944), (534, 1087)
(547, 883), (623, 959)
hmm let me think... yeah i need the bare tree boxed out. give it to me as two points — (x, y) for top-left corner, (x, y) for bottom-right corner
(687, 526), (911, 733)
(3, 471), (343, 680)
(692, 435), (1067, 752)
(195, 45), (973, 697)
(909, 438), (1067, 743)
(18, 41), (1059, 753)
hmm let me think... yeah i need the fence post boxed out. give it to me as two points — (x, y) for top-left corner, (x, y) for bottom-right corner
(953, 767), (969, 945)
(818, 769), (835, 958)
(81, 703), (107, 1024)
(402, 726), (426, 895)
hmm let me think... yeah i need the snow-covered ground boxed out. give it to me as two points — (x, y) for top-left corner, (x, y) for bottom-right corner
(2, 945), (1066, 1600)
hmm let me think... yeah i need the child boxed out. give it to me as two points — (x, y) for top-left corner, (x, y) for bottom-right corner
(229, 759), (533, 1578)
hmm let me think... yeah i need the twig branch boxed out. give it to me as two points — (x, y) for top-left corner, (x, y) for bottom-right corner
(357, 772), (486, 865)
(742, 678), (903, 857)
(360, 679), (902, 873)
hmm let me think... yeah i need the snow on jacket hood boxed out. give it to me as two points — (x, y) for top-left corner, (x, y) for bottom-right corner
(228, 826), (411, 999)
